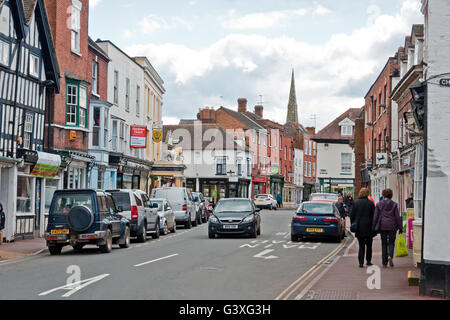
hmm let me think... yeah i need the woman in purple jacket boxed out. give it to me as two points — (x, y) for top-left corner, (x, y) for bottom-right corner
(373, 189), (403, 268)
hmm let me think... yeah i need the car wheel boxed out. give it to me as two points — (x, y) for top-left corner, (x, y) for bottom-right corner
(162, 221), (169, 236)
(152, 221), (161, 239)
(202, 212), (207, 223)
(171, 222), (177, 233)
(250, 225), (258, 238)
(137, 223), (147, 243)
(257, 225), (261, 236)
(197, 213), (202, 225)
(119, 226), (131, 248)
(291, 234), (299, 242)
(192, 214), (198, 227)
(185, 216), (192, 229)
(270, 204), (273, 211)
(208, 231), (215, 239)
(99, 229), (113, 253)
(72, 243), (85, 252)
(48, 245), (63, 256)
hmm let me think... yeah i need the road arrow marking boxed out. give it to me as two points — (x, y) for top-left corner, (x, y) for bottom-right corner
(39, 274), (110, 298)
(240, 244), (260, 248)
(253, 249), (279, 260)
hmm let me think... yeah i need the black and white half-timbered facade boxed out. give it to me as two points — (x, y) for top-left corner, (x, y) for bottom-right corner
(0, 0), (60, 241)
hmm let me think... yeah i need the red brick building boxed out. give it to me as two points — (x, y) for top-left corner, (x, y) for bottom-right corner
(45, 0), (93, 189)
(362, 56), (399, 200)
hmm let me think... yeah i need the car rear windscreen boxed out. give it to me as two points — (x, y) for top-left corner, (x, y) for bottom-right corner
(53, 193), (93, 214)
(152, 189), (185, 203)
(310, 194), (339, 201)
(298, 203), (334, 215)
(110, 192), (131, 211)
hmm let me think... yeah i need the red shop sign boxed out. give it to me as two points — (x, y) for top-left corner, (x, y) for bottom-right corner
(130, 125), (147, 149)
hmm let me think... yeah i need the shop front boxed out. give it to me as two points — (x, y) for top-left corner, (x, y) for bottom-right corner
(319, 178), (355, 195)
(270, 175), (284, 200)
(110, 155), (152, 192)
(251, 176), (268, 198)
(151, 161), (186, 193)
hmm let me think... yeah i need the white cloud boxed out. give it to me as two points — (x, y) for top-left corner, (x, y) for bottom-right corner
(126, 0), (423, 130)
(138, 15), (193, 35)
(163, 116), (181, 125)
(314, 4), (332, 16)
(90, 0), (102, 8)
(219, 9), (307, 30)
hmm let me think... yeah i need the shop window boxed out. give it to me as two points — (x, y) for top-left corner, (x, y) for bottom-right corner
(17, 176), (33, 213)
(45, 179), (60, 213)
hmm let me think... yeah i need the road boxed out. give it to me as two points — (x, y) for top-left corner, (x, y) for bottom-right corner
(0, 210), (345, 300)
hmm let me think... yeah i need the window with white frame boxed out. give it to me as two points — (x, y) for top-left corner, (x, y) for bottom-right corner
(29, 54), (39, 78)
(341, 125), (353, 136)
(79, 86), (87, 128)
(92, 61), (98, 95)
(23, 114), (33, 149)
(66, 84), (77, 125)
(414, 142), (424, 220)
(71, 0), (81, 54)
(0, 40), (9, 66)
(125, 78), (130, 111)
(136, 86), (140, 116)
(308, 161), (311, 177)
(114, 71), (119, 104)
(341, 153), (352, 174)
(104, 108), (109, 148)
(216, 157), (227, 175)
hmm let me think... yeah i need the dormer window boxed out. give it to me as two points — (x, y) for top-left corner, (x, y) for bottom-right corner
(341, 125), (353, 136)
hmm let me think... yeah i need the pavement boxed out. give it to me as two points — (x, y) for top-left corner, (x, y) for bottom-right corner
(298, 222), (441, 300)
(0, 238), (47, 262)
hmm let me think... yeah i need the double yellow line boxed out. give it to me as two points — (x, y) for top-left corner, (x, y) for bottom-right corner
(275, 240), (348, 300)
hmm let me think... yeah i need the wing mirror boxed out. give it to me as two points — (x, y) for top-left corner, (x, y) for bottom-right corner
(117, 206), (123, 213)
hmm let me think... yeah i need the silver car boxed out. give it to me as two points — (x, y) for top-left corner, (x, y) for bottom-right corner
(108, 189), (160, 242)
(150, 198), (177, 235)
(151, 187), (197, 229)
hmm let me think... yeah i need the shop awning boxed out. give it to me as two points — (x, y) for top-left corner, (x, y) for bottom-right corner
(30, 152), (61, 179)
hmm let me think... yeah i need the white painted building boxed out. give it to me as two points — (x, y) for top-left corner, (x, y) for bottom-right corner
(95, 40), (152, 191)
(293, 148), (304, 205)
(419, 0), (450, 298)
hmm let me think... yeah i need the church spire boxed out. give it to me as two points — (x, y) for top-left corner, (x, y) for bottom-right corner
(286, 69), (299, 124)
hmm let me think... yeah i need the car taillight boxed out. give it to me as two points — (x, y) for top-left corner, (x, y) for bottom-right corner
(182, 204), (187, 211)
(293, 216), (307, 222)
(266, 198), (271, 201)
(131, 206), (138, 220)
(323, 217), (340, 223)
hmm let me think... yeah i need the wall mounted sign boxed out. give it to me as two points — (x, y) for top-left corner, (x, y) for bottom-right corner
(130, 125), (147, 148)
(152, 129), (162, 143)
(31, 152), (61, 179)
(439, 79), (450, 87)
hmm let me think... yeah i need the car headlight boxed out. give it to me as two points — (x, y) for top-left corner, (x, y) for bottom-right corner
(243, 215), (254, 223)
(209, 216), (219, 223)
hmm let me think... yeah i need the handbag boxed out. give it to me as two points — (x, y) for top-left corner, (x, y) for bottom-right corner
(350, 222), (358, 233)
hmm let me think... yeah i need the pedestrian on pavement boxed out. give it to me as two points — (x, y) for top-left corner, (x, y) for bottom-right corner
(405, 193), (414, 209)
(373, 189), (403, 268)
(277, 193), (282, 209)
(0, 203), (5, 246)
(344, 192), (354, 215)
(336, 196), (346, 218)
(350, 188), (375, 268)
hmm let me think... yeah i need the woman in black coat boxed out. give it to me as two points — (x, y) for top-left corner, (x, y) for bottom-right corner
(351, 188), (376, 268)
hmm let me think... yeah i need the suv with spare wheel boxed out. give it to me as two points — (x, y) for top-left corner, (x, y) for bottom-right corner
(45, 190), (131, 255)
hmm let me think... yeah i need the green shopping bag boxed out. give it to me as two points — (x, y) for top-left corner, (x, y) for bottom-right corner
(396, 234), (409, 258)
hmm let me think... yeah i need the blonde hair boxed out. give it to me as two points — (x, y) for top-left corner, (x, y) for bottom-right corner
(359, 188), (370, 198)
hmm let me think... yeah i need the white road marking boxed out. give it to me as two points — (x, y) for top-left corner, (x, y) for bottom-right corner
(38, 274), (110, 298)
(134, 253), (179, 267)
(253, 249), (279, 260)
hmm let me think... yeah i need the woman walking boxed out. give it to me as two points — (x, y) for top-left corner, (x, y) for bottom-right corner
(373, 189), (403, 268)
(351, 188), (376, 268)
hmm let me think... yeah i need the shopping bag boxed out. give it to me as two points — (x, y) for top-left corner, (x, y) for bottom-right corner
(396, 234), (409, 258)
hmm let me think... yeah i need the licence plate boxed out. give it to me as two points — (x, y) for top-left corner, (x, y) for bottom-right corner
(257, 200), (264, 203)
(223, 225), (239, 229)
(50, 229), (70, 235)
(306, 228), (323, 233)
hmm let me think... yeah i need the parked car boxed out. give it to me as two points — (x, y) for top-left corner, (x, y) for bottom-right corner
(150, 187), (197, 228)
(192, 192), (208, 223)
(291, 201), (345, 242)
(309, 193), (339, 202)
(150, 198), (177, 235)
(107, 189), (160, 242)
(254, 194), (278, 210)
(45, 190), (130, 255)
(208, 198), (261, 239)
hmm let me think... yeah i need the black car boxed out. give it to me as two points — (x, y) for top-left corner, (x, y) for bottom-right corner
(208, 198), (261, 238)
(45, 190), (130, 255)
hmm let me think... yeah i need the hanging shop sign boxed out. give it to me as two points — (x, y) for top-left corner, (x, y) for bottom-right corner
(31, 152), (61, 178)
(130, 125), (147, 149)
(153, 129), (162, 143)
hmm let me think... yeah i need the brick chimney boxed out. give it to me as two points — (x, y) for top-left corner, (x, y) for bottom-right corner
(197, 107), (216, 123)
(254, 105), (264, 118)
(306, 127), (316, 135)
(238, 98), (248, 113)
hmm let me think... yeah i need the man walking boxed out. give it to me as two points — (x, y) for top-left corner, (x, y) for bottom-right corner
(344, 192), (354, 215)
(0, 203), (5, 246)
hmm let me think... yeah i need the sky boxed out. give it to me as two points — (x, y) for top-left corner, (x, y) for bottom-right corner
(88, 0), (424, 131)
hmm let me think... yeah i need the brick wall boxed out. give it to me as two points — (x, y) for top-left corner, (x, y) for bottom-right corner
(88, 47), (109, 100)
(44, 0), (91, 153)
(354, 112), (365, 197)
